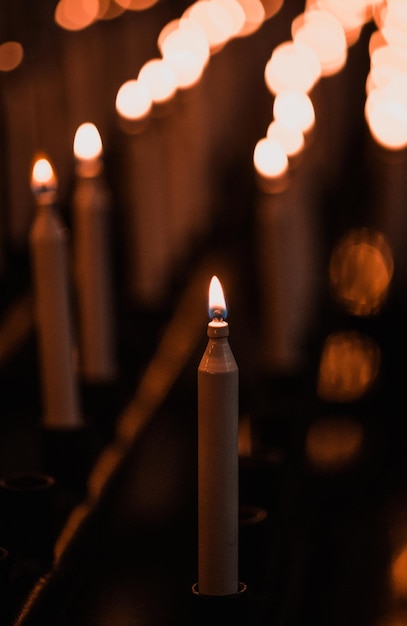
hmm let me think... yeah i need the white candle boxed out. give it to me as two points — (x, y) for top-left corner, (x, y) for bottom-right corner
(72, 122), (117, 383)
(198, 275), (239, 596)
(29, 156), (82, 429)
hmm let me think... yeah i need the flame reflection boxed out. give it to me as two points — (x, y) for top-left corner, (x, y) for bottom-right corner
(329, 228), (394, 316)
(305, 415), (363, 471)
(317, 331), (381, 403)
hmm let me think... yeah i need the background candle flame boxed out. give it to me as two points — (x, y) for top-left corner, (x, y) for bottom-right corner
(208, 275), (227, 319)
(73, 122), (103, 160)
(31, 156), (57, 192)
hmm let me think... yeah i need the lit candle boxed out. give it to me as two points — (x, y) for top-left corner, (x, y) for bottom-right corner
(29, 156), (82, 429)
(72, 122), (117, 383)
(198, 275), (239, 596)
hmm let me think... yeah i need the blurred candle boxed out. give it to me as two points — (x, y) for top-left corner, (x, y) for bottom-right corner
(29, 155), (82, 429)
(198, 275), (239, 596)
(72, 122), (117, 383)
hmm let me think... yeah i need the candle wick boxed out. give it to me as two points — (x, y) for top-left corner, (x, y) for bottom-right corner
(211, 308), (224, 322)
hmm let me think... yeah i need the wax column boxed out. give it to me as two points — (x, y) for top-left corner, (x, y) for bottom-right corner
(198, 276), (239, 596)
(72, 122), (117, 384)
(29, 156), (82, 429)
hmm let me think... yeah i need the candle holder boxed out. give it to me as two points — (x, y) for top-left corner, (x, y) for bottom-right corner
(190, 582), (249, 625)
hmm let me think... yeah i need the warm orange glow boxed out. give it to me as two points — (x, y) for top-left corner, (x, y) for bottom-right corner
(306, 0), (371, 45)
(115, 79), (152, 120)
(329, 228), (394, 315)
(73, 122), (103, 160)
(97, 0), (126, 20)
(377, 613), (407, 626)
(392, 545), (407, 599)
(31, 156), (57, 192)
(264, 40), (321, 95)
(114, 0), (159, 9)
(292, 10), (347, 76)
(305, 416), (363, 471)
(365, 84), (407, 150)
(317, 331), (381, 403)
(371, 44), (407, 75)
(185, 0), (237, 51)
(0, 41), (24, 72)
(234, 0), (265, 37)
(379, 0), (407, 34)
(367, 65), (407, 94)
(159, 19), (209, 88)
(266, 119), (304, 156)
(238, 414), (253, 458)
(157, 19), (182, 52)
(262, 0), (284, 20)
(137, 59), (178, 104)
(273, 90), (315, 133)
(253, 137), (288, 178)
(55, 0), (99, 30)
(369, 29), (387, 58)
(209, 275), (227, 319)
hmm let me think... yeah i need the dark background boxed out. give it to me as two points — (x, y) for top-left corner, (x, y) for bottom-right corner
(0, 1), (406, 624)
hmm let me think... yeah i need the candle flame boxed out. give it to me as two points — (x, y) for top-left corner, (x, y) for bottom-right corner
(208, 275), (227, 320)
(31, 156), (57, 193)
(73, 122), (103, 160)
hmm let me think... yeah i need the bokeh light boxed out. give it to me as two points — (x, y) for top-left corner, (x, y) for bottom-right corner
(264, 40), (321, 94)
(365, 83), (407, 150)
(266, 119), (305, 156)
(253, 137), (288, 178)
(329, 228), (394, 315)
(0, 41), (24, 72)
(273, 90), (315, 133)
(233, 0), (265, 37)
(292, 9), (348, 76)
(73, 123), (103, 160)
(306, 0), (372, 45)
(113, 0), (159, 9)
(305, 416), (364, 471)
(317, 331), (381, 403)
(115, 79), (152, 120)
(55, 0), (99, 30)
(185, 0), (237, 51)
(137, 59), (178, 104)
(159, 18), (209, 88)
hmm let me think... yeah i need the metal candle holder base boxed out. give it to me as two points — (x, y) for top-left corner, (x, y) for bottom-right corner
(191, 581), (248, 625)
